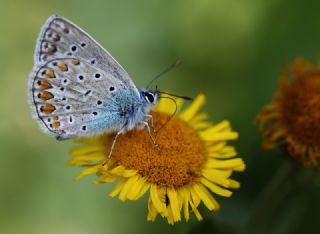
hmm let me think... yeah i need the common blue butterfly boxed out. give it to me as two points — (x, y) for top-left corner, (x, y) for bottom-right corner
(28, 15), (160, 158)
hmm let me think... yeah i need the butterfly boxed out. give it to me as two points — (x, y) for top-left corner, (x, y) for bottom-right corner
(28, 15), (161, 157)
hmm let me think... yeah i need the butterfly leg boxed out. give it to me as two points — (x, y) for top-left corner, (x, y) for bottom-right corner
(102, 129), (124, 166)
(144, 114), (157, 136)
(141, 121), (160, 151)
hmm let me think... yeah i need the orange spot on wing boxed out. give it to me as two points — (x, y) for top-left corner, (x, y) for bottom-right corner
(40, 91), (54, 100)
(40, 104), (56, 114)
(58, 63), (68, 72)
(39, 80), (52, 89)
(52, 121), (60, 129)
(53, 116), (59, 121)
(72, 59), (80, 65)
(46, 70), (56, 78)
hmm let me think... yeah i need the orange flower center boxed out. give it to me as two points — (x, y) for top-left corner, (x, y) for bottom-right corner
(281, 71), (320, 145)
(108, 112), (207, 187)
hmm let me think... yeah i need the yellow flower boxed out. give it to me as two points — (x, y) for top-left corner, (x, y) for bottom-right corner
(257, 57), (320, 168)
(69, 94), (245, 224)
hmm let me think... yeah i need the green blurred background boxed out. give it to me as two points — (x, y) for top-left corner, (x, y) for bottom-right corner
(1, 0), (320, 233)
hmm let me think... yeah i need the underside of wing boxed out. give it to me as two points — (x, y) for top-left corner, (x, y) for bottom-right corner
(34, 15), (139, 96)
(28, 58), (134, 139)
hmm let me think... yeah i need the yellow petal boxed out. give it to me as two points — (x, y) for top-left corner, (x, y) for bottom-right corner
(188, 198), (203, 221)
(147, 198), (158, 221)
(167, 207), (175, 225)
(68, 153), (105, 163)
(180, 94), (205, 121)
(75, 165), (100, 180)
(109, 165), (124, 175)
(109, 179), (126, 197)
(228, 179), (240, 189)
(135, 181), (151, 200)
(120, 169), (137, 177)
(200, 131), (239, 142)
(67, 160), (86, 167)
(190, 112), (211, 129)
(126, 175), (148, 200)
(154, 95), (184, 114)
(233, 163), (246, 172)
(192, 184), (218, 211)
(207, 152), (236, 159)
(190, 186), (201, 207)
(206, 158), (245, 169)
(203, 120), (231, 134)
(192, 207), (203, 221)
(150, 184), (166, 213)
(191, 112), (208, 123)
(167, 188), (181, 222)
(110, 166), (137, 177)
(70, 145), (105, 156)
(192, 121), (212, 130)
(201, 178), (232, 197)
(94, 175), (117, 184)
(202, 168), (232, 179)
(207, 142), (227, 152)
(119, 175), (139, 202)
(180, 188), (190, 222)
(202, 169), (231, 187)
(208, 146), (237, 158)
(183, 202), (190, 222)
(220, 146), (238, 154)
(157, 187), (169, 217)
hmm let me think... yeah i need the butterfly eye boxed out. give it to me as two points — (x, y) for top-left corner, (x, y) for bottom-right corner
(145, 92), (155, 103)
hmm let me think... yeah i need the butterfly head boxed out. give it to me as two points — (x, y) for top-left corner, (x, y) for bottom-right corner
(140, 88), (159, 107)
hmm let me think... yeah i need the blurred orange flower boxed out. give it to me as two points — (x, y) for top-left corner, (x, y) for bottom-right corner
(257, 57), (320, 168)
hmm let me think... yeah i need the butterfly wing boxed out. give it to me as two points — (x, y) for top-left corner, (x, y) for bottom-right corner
(29, 58), (138, 139)
(34, 15), (139, 93)
(29, 16), (141, 139)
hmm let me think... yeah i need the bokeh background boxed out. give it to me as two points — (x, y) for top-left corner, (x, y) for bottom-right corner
(1, 0), (320, 233)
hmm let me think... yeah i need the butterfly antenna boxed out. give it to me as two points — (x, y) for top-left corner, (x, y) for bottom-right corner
(158, 91), (193, 101)
(146, 60), (181, 89)
(156, 96), (178, 134)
